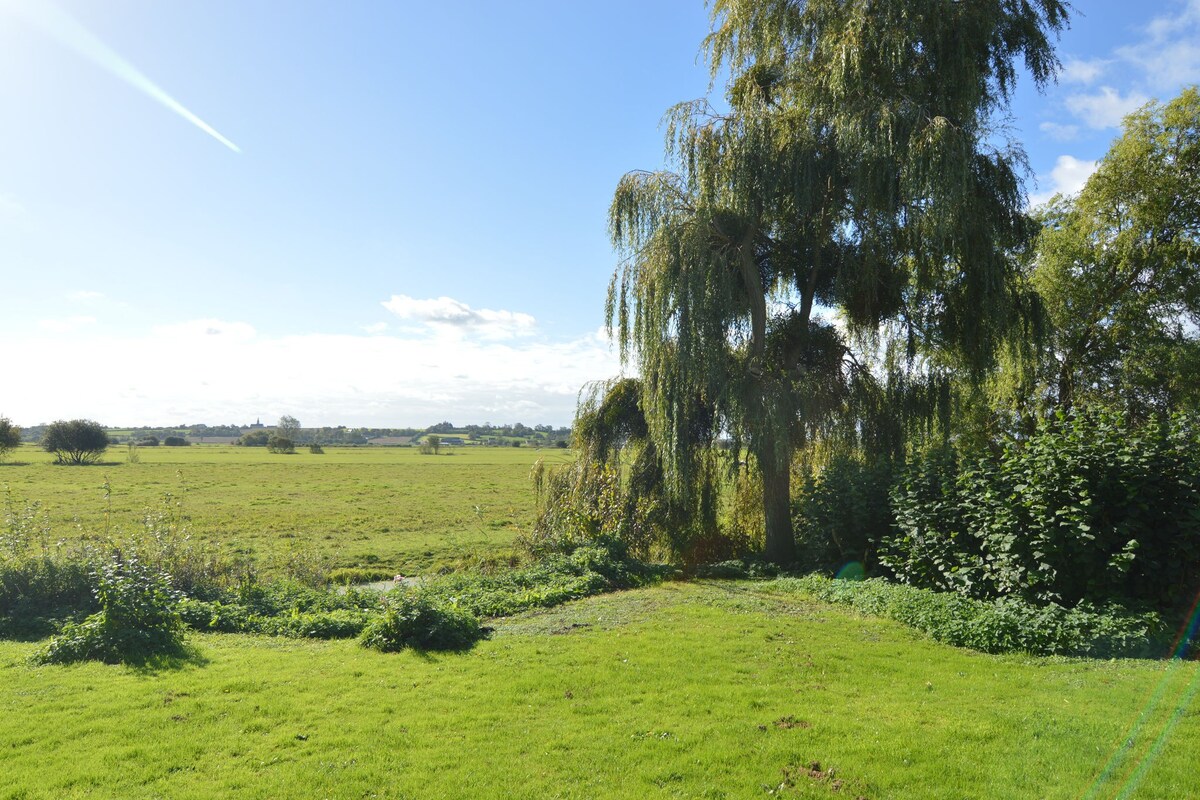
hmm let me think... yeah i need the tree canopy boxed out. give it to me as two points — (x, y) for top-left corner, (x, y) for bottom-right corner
(1017, 87), (1200, 420)
(608, 0), (1068, 561)
(42, 419), (109, 465)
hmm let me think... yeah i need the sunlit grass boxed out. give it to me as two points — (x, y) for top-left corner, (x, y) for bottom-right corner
(0, 444), (570, 572)
(2, 582), (1197, 799)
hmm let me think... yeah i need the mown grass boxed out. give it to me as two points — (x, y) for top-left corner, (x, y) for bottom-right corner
(2, 582), (1197, 799)
(0, 444), (566, 572)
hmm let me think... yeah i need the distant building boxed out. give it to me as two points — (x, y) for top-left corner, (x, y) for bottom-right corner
(186, 435), (241, 445)
(366, 436), (414, 446)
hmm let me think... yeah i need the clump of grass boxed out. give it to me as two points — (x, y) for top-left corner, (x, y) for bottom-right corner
(359, 593), (482, 652)
(420, 545), (671, 618)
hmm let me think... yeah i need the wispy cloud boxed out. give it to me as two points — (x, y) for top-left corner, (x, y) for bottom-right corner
(382, 295), (537, 340)
(1051, 2), (1199, 132)
(1038, 121), (1080, 142)
(1064, 86), (1150, 130)
(1060, 57), (1109, 85)
(68, 290), (105, 302)
(1028, 154), (1099, 208)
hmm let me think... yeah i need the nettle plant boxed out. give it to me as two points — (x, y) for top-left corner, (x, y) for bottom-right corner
(33, 550), (185, 665)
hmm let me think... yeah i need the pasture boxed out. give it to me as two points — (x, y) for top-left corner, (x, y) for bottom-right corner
(2, 442), (1198, 798)
(1, 582), (1198, 798)
(0, 444), (562, 573)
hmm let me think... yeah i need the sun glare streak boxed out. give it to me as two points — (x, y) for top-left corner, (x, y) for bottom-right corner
(3, 0), (241, 153)
(1079, 589), (1200, 800)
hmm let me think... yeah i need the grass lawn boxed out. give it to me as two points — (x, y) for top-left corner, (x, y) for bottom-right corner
(0, 444), (568, 572)
(2, 581), (1197, 799)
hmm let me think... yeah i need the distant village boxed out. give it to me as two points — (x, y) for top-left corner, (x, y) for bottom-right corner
(18, 419), (572, 448)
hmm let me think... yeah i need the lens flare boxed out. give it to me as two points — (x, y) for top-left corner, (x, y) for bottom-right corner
(1080, 589), (1200, 799)
(3, 0), (241, 153)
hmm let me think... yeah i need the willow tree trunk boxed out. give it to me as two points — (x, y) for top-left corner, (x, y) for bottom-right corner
(759, 450), (796, 563)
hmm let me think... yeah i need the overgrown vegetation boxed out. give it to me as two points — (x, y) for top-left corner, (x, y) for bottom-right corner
(1, 481), (666, 662)
(774, 575), (1176, 659)
(31, 551), (185, 665)
(886, 409), (1200, 612)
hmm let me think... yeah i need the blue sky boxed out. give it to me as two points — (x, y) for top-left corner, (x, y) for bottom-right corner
(1, 0), (1198, 428)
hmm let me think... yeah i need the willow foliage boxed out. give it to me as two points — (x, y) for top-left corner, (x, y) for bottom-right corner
(607, 0), (1067, 562)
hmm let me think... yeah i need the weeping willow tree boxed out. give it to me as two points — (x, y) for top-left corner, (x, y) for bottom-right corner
(531, 378), (726, 563)
(608, 0), (1067, 563)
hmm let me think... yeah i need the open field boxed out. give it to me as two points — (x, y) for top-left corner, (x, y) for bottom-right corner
(1, 581), (1197, 799)
(0, 444), (567, 573)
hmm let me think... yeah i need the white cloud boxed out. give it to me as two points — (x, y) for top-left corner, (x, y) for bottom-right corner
(1064, 86), (1150, 130)
(1038, 121), (1079, 142)
(1054, 4), (1200, 132)
(1142, 0), (1200, 44)
(37, 315), (96, 333)
(68, 290), (105, 302)
(3, 319), (623, 427)
(361, 322), (389, 334)
(1060, 58), (1109, 85)
(1028, 155), (1099, 208)
(381, 295), (537, 340)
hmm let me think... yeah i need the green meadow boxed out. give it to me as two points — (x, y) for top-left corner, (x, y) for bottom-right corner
(2, 582), (1198, 799)
(2, 444), (1198, 798)
(0, 444), (566, 572)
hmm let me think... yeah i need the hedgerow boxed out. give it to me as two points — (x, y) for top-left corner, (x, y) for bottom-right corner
(774, 575), (1174, 659)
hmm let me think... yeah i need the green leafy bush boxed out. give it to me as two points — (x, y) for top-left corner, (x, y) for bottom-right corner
(777, 575), (1171, 658)
(359, 593), (482, 652)
(41, 419), (109, 465)
(794, 455), (894, 572)
(267, 435), (295, 454)
(885, 409), (1200, 609)
(32, 552), (184, 665)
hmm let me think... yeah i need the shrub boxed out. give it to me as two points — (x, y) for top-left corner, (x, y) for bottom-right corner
(267, 435), (295, 454)
(138, 436), (160, 447)
(41, 419), (109, 465)
(885, 409), (1200, 610)
(31, 552), (184, 665)
(794, 455), (894, 572)
(178, 598), (255, 633)
(162, 436), (190, 447)
(308, 443), (325, 454)
(0, 417), (20, 462)
(359, 593), (482, 652)
(239, 431), (269, 447)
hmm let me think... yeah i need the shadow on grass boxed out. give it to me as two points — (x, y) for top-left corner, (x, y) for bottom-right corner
(47, 461), (124, 468)
(0, 461), (32, 467)
(0, 617), (66, 642)
(28, 641), (211, 673)
(125, 643), (210, 674)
